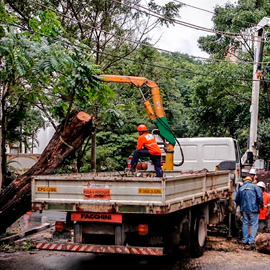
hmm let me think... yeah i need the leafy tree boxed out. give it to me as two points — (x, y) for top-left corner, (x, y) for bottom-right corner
(4, 0), (184, 171)
(0, 25), (40, 183)
(198, 0), (269, 59)
(189, 61), (251, 135)
(195, 0), (270, 161)
(0, 6), (114, 185)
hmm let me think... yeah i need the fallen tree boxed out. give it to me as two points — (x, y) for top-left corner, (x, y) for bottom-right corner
(0, 111), (93, 233)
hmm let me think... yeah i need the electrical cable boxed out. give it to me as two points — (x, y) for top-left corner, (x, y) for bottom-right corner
(1, 18), (269, 83)
(174, 0), (256, 27)
(26, 0), (270, 67)
(111, 0), (265, 42)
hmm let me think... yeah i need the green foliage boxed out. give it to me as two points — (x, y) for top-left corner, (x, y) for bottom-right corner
(257, 120), (270, 161)
(5, 0), (270, 173)
(0, 240), (36, 252)
(199, 0), (269, 58)
(6, 107), (45, 150)
(0, 7), (116, 179)
(29, 10), (64, 38)
(148, 0), (182, 26)
(188, 61), (252, 137)
(96, 131), (137, 171)
(195, 1), (270, 161)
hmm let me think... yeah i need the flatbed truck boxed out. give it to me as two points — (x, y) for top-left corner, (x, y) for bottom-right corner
(31, 169), (231, 257)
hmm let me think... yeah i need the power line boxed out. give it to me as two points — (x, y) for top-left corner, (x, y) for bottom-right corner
(174, 0), (256, 27)
(174, 0), (214, 14)
(23, 0), (221, 61)
(24, 0), (264, 65)
(1, 18), (267, 84)
(112, 0), (262, 42)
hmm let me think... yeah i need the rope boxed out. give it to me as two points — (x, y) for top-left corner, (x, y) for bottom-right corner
(60, 136), (74, 149)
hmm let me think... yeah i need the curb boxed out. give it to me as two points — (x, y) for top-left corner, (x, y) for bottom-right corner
(0, 223), (52, 244)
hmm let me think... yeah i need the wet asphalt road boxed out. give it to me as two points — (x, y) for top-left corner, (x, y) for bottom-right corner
(1, 248), (270, 270)
(1, 211), (270, 270)
(0, 251), (199, 270)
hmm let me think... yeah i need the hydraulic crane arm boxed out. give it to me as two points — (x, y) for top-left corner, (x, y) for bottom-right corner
(99, 74), (183, 170)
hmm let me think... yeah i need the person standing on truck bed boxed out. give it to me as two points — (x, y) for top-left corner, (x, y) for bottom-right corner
(130, 124), (162, 177)
(257, 181), (270, 233)
(234, 169), (263, 249)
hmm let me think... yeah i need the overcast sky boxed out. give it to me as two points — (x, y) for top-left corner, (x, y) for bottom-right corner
(150, 0), (232, 58)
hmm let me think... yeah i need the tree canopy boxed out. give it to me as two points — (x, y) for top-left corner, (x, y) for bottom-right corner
(1, 0), (270, 179)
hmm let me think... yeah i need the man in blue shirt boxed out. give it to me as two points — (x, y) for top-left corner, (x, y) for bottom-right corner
(234, 169), (263, 248)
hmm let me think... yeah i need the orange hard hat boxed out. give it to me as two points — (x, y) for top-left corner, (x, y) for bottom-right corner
(137, 124), (148, 131)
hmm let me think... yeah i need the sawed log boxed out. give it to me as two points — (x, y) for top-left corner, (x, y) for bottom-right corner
(0, 111), (93, 233)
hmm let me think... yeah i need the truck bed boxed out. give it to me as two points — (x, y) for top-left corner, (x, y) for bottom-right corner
(31, 170), (230, 214)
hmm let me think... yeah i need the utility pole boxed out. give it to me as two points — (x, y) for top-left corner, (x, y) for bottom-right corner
(242, 17), (270, 166)
(0, 88), (2, 190)
(0, 123), (2, 190)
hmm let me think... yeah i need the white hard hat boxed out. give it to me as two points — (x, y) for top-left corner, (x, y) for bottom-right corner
(249, 168), (256, 175)
(257, 181), (266, 189)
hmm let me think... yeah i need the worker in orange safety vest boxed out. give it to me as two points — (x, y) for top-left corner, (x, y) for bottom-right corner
(130, 124), (162, 177)
(257, 181), (270, 233)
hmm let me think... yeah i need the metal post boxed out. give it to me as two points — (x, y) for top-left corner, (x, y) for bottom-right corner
(249, 28), (263, 158)
(0, 125), (2, 190)
(0, 87), (2, 190)
(247, 17), (270, 160)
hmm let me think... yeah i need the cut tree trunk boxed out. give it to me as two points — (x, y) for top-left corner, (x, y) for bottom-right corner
(255, 233), (270, 253)
(0, 111), (93, 233)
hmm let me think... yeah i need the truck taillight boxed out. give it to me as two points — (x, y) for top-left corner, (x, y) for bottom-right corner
(55, 221), (65, 232)
(138, 224), (148, 235)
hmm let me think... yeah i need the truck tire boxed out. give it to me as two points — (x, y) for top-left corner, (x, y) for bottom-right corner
(191, 212), (207, 257)
(178, 218), (191, 257)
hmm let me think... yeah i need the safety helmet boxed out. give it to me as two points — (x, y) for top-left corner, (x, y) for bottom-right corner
(249, 168), (256, 175)
(137, 124), (148, 132)
(257, 181), (266, 189)
(243, 176), (253, 182)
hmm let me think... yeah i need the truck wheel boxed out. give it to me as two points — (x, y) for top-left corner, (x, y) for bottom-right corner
(191, 212), (207, 257)
(178, 218), (190, 257)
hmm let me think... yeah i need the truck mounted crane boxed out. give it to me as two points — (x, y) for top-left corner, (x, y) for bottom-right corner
(99, 74), (184, 171)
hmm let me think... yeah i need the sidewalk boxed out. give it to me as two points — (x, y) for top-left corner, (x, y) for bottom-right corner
(0, 223), (51, 244)
(0, 210), (66, 244)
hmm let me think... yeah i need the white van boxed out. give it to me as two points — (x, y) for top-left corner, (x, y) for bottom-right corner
(155, 137), (241, 182)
